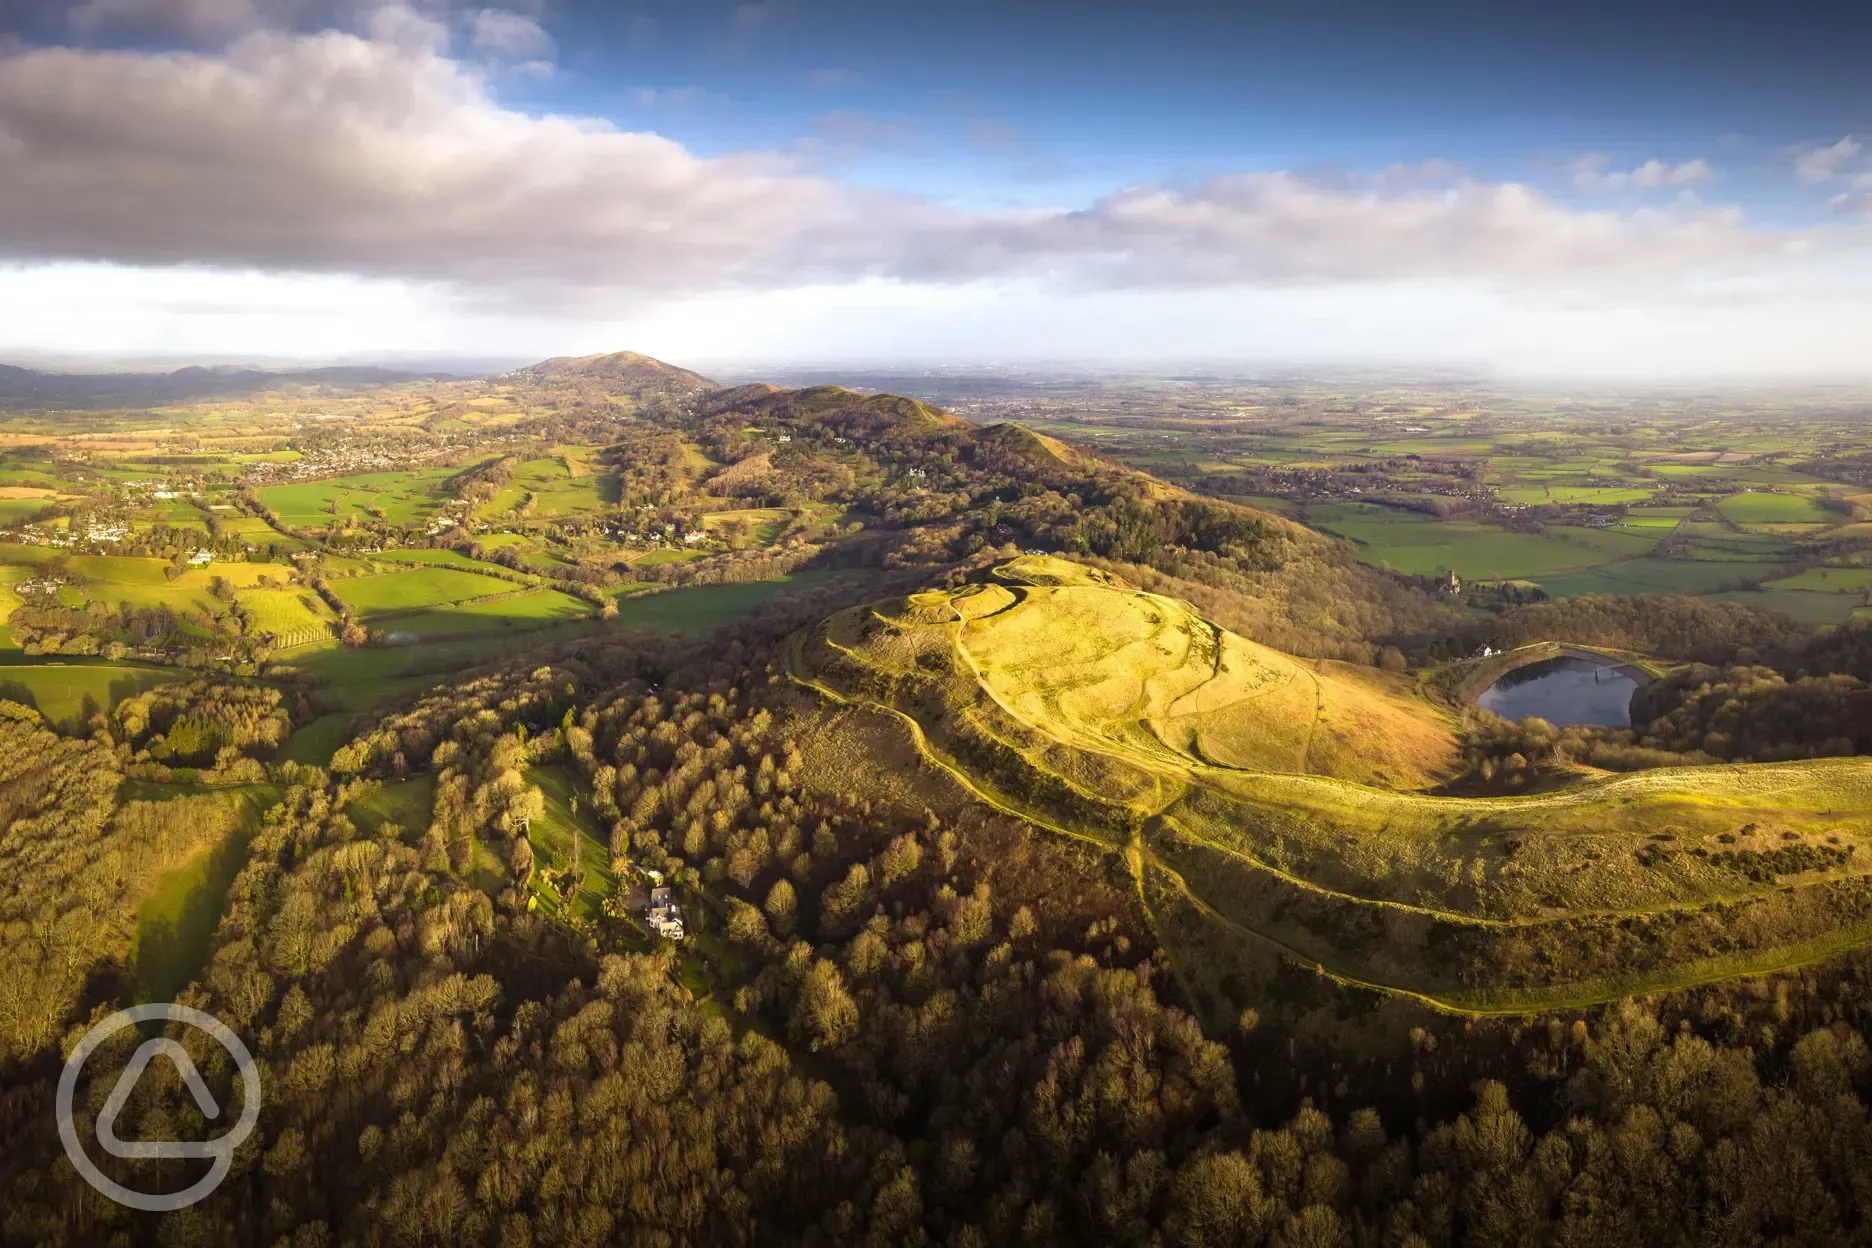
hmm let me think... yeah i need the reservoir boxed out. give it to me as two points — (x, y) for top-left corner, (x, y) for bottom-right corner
(1477, 655), (1639, 727)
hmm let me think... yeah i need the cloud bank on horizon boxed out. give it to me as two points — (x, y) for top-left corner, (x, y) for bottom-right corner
(3, 0), (1872, 376)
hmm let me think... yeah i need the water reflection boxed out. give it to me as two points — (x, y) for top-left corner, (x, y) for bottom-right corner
(1478, 656), (1637, 727)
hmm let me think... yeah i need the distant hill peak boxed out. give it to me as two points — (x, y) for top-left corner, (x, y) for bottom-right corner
(510, 351), (717, 398)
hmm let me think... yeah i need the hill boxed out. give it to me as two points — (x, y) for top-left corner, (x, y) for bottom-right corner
(507, 350), (718, 400)
(794, 554), (1872, 1012)
(0, 362), (451, 409)
(701, 383), (969, 436)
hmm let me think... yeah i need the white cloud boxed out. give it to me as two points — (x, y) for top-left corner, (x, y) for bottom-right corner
(957, 175), (1793, 289)
(1570, 154), (1712, 192)
(468, 8), (551, 58)
(0, 23), (1822, 311)
(1794, 136), (1863, 183)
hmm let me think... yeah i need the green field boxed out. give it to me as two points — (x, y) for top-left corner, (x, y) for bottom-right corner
(482, 454), (609, 519)
(525, 764), (616, 922)
(1765, 567), (1872, 593)
(1533, 557), (1787, 598)
(1717, 492), (1831, 524)
(0, 660), (179, 725)
(1496, 485), (1657, 505)
(288, 622), (599, 712)
(1705, 589), (1866, 625)
(702, 508), (791, 545)
(237, 586), (336, 646)
(128, 790), (266, 1003)
(1309, 505), (1658, 578)
(258, 469), (454, 528)
(346, 775), (436, 836)
(332, 566), (520, 616)
(280, 711), (357, 764)
(612, 571), (866, 633)
(374, 548), (516, 575)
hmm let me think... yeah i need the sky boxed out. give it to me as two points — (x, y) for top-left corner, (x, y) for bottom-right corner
(2, 0), (1872, 377)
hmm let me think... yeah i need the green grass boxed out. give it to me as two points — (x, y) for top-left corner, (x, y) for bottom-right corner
(611, 571), (864, 633)
(332, 566), (520, 616)
(280, 712), (356, 764)
(289, 622), (599, 712)
(1497, 485), (1657, 505)
(1704, 590), (1866, 625)
(128, 790), (269, 1003)
(1308, 505), (1658, 579)
(1764, 567), (1872, 593)
(374, 548), (516, 575)
(0, 661), (179, 726)
(237, 587), (336, 646)
(374, 589), (595, 642)
(1535, 558), (1785, 598)
(257, 469), (454, 528)
(702, 508), (791, 545)
(1717, 492), (1831, 524)
(347, 775), (436, 835)
(525, 764), (616, 922)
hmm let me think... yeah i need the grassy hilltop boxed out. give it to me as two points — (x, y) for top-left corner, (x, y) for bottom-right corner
(796, 553), (1872, 1012)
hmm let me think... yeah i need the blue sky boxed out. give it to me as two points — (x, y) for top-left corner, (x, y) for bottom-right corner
(1, 0), (1870, 375)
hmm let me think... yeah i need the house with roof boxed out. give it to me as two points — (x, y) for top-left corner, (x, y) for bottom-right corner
(645, 885), (685, 940)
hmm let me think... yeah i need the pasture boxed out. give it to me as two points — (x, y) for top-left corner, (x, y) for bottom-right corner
(611, 570), (867, 633)
(257, 468), (454, 529)
(331, 566), (520, 616)
(0, 660), (179, 725)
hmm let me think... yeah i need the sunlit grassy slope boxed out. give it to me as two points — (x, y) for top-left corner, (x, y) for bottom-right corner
(795, 554), (1872, 1012)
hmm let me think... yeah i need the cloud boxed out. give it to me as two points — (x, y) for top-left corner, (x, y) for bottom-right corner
(0, 22), (1826, 309)
(68, 0), (277, 39)
(468, 7), (551, 58)
(938, 175), (1794, 289)
(1570, 154), (1712, 192)
(1794, 136), (1863, 183)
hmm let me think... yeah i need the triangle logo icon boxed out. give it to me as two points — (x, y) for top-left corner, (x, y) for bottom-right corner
(95, 1038), (223, 1160)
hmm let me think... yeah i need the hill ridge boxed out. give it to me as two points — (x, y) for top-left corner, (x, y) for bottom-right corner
(794, 553), (1872, 1012)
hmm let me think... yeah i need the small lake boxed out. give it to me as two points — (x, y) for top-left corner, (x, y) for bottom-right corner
(1477, 655), (1638, 727)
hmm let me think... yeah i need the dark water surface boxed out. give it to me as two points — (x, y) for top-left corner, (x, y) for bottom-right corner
(1478, 655), (1638, 727)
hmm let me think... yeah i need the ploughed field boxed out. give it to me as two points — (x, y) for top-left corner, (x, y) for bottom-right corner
(793, 555), (1872, 1013)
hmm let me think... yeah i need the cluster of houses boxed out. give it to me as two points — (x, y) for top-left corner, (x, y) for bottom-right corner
(240, 436), (463, 485)
(12, 520), (131, 547)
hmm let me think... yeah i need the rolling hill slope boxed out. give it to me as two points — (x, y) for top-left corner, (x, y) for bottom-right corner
(794, 554), (1872, 1012)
